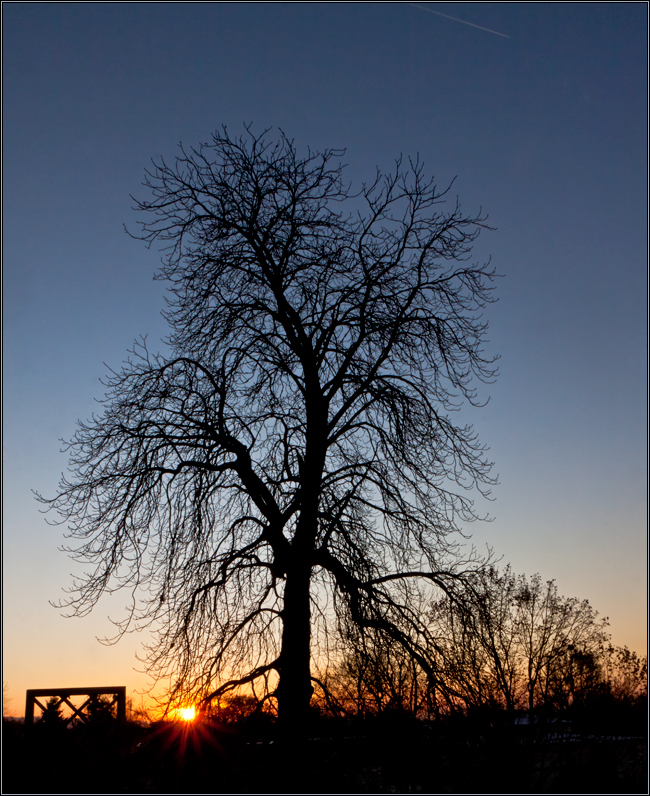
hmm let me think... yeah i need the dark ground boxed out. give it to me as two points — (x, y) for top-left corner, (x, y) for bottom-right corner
(2, 712), (647, 794)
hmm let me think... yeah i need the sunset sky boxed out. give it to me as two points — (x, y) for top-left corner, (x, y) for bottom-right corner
(3, 2), (646, 715)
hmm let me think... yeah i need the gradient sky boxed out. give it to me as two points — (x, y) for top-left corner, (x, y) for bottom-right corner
(3, 2), (647, 715)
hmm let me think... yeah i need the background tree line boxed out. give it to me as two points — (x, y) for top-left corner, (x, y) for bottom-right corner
(313, 565), (646, 726)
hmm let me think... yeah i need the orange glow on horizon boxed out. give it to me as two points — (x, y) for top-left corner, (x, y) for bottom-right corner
(178, 706), (196, 722)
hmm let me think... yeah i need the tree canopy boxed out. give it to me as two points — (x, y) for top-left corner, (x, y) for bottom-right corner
(42, 127), (499, 731)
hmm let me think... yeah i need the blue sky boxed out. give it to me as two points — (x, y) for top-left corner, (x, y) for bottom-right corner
(3, 2), (647, 712)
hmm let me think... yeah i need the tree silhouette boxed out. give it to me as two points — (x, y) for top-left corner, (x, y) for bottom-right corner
(88, 694), (117, 727)
(428, 565), (611, 715)
(41, 127), (498, 734)
(2, 681), (11, 717)
(39, 697), (66, 727)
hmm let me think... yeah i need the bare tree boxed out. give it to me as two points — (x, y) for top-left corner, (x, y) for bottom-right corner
(429, 566), (611, 716)
(2, 681), (11, 717)
(512, 572), (608, 715)
(323, 613), (432, 718)
(40, 127), (498, 734)
(598, 645), (647, 704)
(427, 576), (515, 712)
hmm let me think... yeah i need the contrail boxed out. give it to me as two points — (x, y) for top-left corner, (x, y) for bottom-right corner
(405, 2), (511, 39)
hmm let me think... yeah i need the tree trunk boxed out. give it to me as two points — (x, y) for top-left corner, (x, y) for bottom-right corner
(276, 396), (324, 739)
(277, 560), (313, 738)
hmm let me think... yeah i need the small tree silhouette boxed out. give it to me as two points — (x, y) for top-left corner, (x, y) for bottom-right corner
(2, 681), (11, 717)
(88, 695), (117, 728)
(39, 697), (66, 726)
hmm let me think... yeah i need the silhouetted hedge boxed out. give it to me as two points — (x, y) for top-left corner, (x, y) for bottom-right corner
(3, 709), (647, 793)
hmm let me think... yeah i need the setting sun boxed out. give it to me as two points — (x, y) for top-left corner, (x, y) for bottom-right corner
(178, 706), (196, 722)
